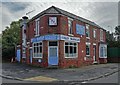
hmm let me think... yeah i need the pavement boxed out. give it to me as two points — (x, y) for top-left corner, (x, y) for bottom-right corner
(1, 62), (120, 83)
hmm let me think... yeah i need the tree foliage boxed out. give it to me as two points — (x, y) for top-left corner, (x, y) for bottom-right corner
(115, 25), (120, 35)
(2, 20), (21, 61)
(106, 25), (120, 48)
(106, 31), (115, 42)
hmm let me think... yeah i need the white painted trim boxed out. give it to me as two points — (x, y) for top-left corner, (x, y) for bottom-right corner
(68, 17), (73, 21)
(35, 18), (40, 21)
(17, 45), (20, 47)
(93, 43), (96, 45)
(64, 41), (78, 58)
(86, 43), (90, 56)
(27, 42), (30, 45)
(68, 34), (74, 36)
(86, 42), (91, 45)
(32, 41), (43, 58)
(93, 45), (97, 62)
(100, 29), (104, 41)
(84, 57), (86, 61)
(86, 37), (90, 39)
(30, 47), (32, 48)
(86, 55), (90, 57)
(32, 14), (62, 22)
(48, 41), (59, 65)
(99, 44), (107, 58)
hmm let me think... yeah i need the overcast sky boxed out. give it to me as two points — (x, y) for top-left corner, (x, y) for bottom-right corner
(1, 0), (119, 34)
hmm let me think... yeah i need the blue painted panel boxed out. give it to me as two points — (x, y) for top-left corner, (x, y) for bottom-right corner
(30, 49), (32, 63)
(44, 35), (59, 40)
(48, 47), (58, 65)
(31, 34), (80, 43)
(76, 24), (85, 35)
(16, 49), (21, 62)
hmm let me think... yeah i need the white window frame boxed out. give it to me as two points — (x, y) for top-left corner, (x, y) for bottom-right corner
(99, 44), (107, 58)
(33, 41), (43, 58)
(86, 42), (90, 56)
(68, 18), (73, 35)
(100, 29), (103, 41)
(85, 24), (90, 39)
(22, 47), (26, 53)
(35, 18), (40, 36)
(93, 29), (97, 38)
(64, 42), (78, 58)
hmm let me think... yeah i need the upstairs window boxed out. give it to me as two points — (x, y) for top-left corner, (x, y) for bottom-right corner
(68, 18), (73, 35)
(93, 29), (97, 38)
(35, 18), (40, 36)
(100, 29), (103, 41)
(86, 24), (90, 38)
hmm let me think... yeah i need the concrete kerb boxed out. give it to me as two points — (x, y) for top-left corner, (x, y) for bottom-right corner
(0, 74), (24, 81)
(1, 69), (119, 83)
(56, 69), (120, 83)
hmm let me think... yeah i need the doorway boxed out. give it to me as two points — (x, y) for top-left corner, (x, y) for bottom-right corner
(48, 41), (58, 66)
(29, 48), (32, 64)
(93, 45), (97, 63)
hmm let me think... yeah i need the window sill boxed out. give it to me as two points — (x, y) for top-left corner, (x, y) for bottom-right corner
(68, 34), (74, 36)
(86, 37), (90, 39)
(86, 55), (90, 57)
(33, 57), (42, 58)
(35, 35), (40, 37)
(22, 57), (26, 58)
(65, 56), (78, 59)
(100, 40), (104, 42)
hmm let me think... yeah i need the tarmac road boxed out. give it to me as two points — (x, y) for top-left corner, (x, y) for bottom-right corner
(83, 72), (119, 83)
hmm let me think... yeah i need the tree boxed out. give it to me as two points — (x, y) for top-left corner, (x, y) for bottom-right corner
(106, 26), (120, 47)
(115, 25), (120, 41)
(115, 25), (120, 35)
(106, 31), (115, 42)
(2, 20), (21, 61)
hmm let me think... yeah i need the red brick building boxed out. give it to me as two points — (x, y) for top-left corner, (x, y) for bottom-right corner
(16, 6), (107, 68)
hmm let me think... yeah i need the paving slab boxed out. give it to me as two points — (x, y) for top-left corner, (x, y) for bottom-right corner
(2, 63), (119, 82)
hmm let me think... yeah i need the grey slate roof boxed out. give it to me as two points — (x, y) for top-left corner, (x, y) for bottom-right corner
(29, 6), (105, 30)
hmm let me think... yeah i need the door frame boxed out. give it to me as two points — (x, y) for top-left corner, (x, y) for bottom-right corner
(93, 44), (97, 63)
(48, 41), (59, 66)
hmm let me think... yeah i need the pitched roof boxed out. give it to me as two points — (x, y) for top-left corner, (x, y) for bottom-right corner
(29, 6), (105, 30)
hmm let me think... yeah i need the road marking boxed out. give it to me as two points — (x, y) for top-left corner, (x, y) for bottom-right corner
(24, 76), (58, 82)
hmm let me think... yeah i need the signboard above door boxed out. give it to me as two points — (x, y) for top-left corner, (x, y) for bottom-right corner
(31, 34), (80, 43)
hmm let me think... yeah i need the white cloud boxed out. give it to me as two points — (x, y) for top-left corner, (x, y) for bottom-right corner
(1, 1), (118, 34)
(2, 0), (119, 2)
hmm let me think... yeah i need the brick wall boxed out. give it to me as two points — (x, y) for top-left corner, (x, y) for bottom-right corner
(21, 14), (106, 68)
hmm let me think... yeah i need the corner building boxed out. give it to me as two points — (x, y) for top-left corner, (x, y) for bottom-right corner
(18, 6), (107, 68)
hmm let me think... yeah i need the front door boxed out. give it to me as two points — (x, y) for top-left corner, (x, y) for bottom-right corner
(48, 41), (58, 66)
(30, 49), (32, 64)
(16, 49), (21, 62)
(93, 45), (97, 63)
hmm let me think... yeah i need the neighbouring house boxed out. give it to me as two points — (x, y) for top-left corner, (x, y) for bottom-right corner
(16, 6), (107, 68)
